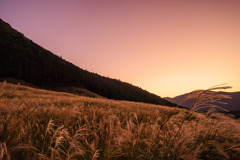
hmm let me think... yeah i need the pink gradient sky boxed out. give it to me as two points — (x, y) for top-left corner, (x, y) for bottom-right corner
(1, 0), (240, 97)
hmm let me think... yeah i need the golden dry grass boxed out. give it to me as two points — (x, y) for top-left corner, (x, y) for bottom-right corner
(0, 82), (240, 160)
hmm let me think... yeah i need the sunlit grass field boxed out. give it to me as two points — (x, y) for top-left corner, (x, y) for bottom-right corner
(0, 82), (240, 160)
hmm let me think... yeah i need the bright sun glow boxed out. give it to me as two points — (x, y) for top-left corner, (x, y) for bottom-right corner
(1, 0), (239, 97)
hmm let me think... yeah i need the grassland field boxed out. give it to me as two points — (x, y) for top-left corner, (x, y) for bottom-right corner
(0, 82), (240, 160)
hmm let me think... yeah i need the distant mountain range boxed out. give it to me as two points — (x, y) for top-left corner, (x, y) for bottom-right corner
(0, 18), (175, 106)
(165, 91), (240, 112)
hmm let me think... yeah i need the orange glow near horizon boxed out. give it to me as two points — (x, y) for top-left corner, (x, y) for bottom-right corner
(0, 0), (240, 97)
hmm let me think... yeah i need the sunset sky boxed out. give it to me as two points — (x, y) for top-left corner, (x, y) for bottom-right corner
(1, 0), (240, 97)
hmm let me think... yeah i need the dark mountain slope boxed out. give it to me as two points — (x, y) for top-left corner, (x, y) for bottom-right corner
(0, 19), (175, 106)
(165, 91), (240, 111)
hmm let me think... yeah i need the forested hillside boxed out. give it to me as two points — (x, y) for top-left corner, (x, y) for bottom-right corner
(0, 19), (175, 106)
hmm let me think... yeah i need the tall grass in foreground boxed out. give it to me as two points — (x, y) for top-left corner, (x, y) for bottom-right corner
(0, 82), (240, 160)
(174, 84), (232, 136)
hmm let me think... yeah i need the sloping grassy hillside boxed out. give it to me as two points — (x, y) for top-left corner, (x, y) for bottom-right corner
(0, 82), (240, 160)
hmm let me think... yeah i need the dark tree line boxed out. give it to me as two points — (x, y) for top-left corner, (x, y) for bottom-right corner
(0, 19), (175, 106)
